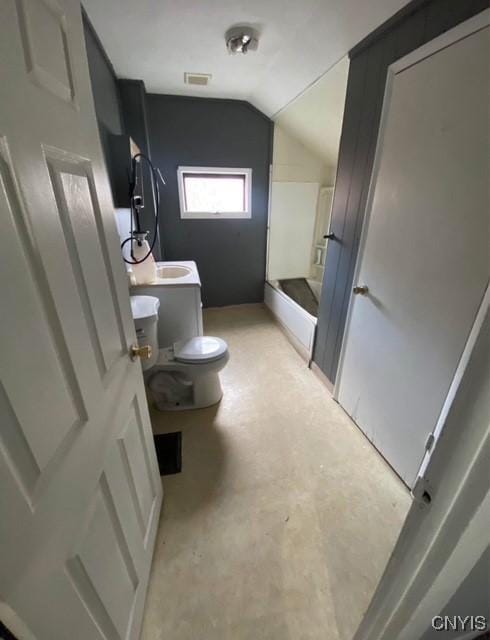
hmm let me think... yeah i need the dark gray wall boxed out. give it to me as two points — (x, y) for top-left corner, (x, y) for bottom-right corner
(118, 79), (152, 158)
(82, 9), (123, 168)
(313, 0), (489, 383)
(83, 13), (158, 253)
(117, 79), (159, 254)
(146, 95), (273, 307)
(82, 14), (273, 290)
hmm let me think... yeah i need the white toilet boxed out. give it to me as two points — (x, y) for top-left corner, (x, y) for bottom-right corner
(130, 295), (229, 411)
(130, 295), (160, 369)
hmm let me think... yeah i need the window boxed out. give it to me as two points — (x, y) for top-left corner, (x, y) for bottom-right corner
(177, 166), (252, 219)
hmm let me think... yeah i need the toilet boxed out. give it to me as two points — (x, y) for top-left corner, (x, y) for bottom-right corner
(130, 295), (160, 370)
(130, 295), (229, 411)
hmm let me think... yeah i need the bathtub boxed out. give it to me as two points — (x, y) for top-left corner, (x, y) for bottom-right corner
(264, 281), (317, 360)
(306, 278), (322, 302)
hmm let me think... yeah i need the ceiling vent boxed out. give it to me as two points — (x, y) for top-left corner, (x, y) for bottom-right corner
(184, 72), (212, 86)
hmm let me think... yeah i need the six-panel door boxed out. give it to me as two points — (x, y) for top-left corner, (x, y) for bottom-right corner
(0, 1), (162, 638)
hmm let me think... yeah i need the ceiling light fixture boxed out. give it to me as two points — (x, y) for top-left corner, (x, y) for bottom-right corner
(225, 26), (259, 55)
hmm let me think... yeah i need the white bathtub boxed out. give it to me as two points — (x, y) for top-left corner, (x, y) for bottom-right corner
(264, 281), (317, 359)
(306, 278), (322, 302)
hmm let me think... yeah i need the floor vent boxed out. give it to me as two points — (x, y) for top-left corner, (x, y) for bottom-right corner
(153, 432), (182, 475)
(0, 621), (19, 640)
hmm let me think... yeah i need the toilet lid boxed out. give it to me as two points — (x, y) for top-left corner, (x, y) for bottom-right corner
(173, 336), (228, 364)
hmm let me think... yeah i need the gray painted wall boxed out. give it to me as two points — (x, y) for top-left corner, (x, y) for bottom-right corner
(117, 79), (159, 252)
(146, 95), (273, 307)
(82, 9), (123, 168)
(313, 0), (489, 383)
(83, 18), (272, 304)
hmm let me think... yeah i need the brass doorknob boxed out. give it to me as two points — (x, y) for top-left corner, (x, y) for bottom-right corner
(130, 344), (152, 360)
(353, 285), (369, 296)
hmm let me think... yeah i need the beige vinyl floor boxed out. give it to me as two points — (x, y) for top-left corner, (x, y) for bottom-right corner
(141, 304), (410, 640)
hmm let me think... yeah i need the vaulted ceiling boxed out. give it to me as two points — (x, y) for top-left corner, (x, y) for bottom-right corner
(274, 56), (350, 166)
(83, 0), (409, 117)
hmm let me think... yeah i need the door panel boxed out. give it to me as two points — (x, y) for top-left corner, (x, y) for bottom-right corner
(46, 151), (124, 376)
(71, 475), (139, 638)
(119, 400), (159, 542)
(16, 0), (77, 104)
(0, 1), (162, 638)
(337, 22), (489, 487)
(0, 139), (86, 485)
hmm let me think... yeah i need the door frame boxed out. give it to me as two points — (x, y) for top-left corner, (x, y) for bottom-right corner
(333, 9), (490, 481)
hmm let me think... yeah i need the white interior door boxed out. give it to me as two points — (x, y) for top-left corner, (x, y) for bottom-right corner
(0, 1), (162, 638)
(337, 17), (489, 488)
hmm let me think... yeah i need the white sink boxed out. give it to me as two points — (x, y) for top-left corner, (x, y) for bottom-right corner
(156, 264), (192, 279)
(131, 261), (200, 288)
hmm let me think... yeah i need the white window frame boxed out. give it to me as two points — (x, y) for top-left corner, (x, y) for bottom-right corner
(177, 166), (252, 219)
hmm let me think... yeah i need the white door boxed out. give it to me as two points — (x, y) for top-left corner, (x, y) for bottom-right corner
(0, 1), (162, 638)
(337, 17), (489, 488)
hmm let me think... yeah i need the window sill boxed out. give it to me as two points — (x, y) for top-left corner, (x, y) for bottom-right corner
(180, 211), (252, 220)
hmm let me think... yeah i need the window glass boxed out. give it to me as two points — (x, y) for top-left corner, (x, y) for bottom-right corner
(183, 174), (245, 213)
(177, 167), (252, 219)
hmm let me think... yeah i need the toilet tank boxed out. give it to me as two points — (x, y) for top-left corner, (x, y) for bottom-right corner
(130, 295), (160, 371)
(131, 261), (204, 348)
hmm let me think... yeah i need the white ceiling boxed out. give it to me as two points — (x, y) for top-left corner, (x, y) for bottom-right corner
(274, 56), (349, 166)
(83, 0), (409, 117)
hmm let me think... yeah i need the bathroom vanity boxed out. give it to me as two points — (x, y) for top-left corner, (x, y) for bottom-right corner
(131, 261), (204, 347)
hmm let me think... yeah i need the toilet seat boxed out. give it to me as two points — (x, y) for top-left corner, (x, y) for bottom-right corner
(173, 336), (228, 364)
